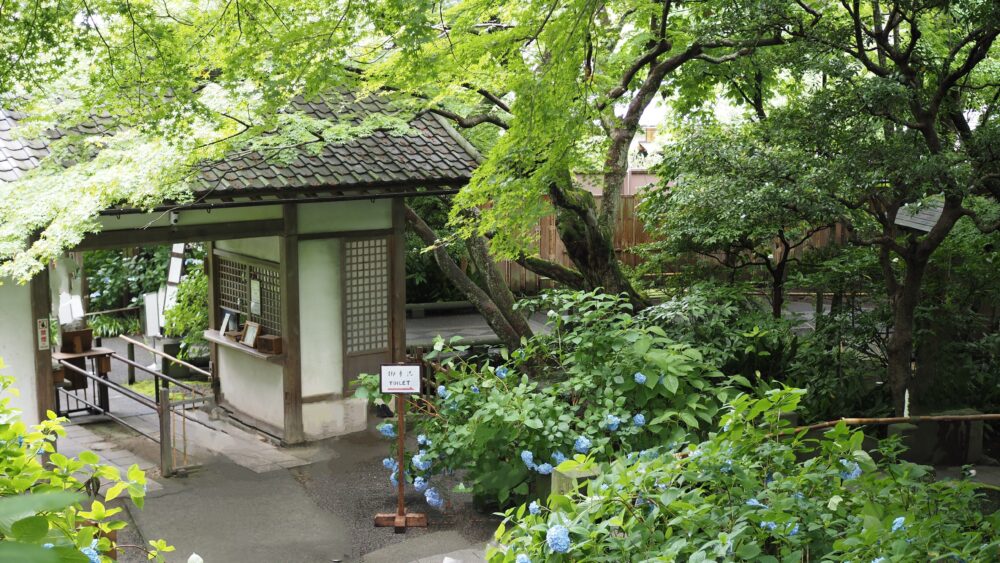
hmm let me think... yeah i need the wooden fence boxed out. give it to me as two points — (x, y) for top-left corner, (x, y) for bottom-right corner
(499, 195), (655, 293)
(498, 195), (850, 294)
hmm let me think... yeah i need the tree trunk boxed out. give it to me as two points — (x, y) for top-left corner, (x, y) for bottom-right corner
(404, 205), (528, 350)
(885, 260), (927, 416)
(548, 173), (648, 309)
(465, 235), (534, 340)
(769, 259), (787, 319)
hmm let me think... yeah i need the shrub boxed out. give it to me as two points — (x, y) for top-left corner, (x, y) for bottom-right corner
(357, 290), (749, 507)
(491, 388), (1000, 562)
(0, 360), (173, 561)
(163, 260), (208, 359)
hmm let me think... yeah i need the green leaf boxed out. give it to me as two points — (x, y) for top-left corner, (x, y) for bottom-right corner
(0, 542), (60, 563)
(679, 412), (699, 428)
(525, 418), (543, 430)
(0, 492), (82, 533)
(663, 374), (679, 394)
(10, 515), (50, 542)
(77, 451), (100, 465)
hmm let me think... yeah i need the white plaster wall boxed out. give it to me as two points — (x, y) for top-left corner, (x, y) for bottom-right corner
(0, 281), (40, 424)
(297, 200), (392, 234)
(215, 237), (280, 263)
(303, 398), (367, 440)
(98, 205), (283, 232)
(217, 347), (284, 429)
(298, 239), (343, 397)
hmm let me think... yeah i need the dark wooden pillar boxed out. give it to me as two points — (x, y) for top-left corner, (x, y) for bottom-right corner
(30, 268), (54, 419)
(206, 241), (221, 402)
(280, 204), (304, 444)
(389, 198), (407, 363)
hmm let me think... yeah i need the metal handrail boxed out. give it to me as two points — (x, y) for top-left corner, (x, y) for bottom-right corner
(57, 389), (159, 443)
(118, 335), (213, 380)
(109, 353), (209, 397)
(57, 360), (157, 409)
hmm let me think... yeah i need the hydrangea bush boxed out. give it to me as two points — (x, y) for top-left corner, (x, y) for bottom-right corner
(357, 290), (749, 506)
(490, 389), (1000, 562)
(0, 363), (173, 562)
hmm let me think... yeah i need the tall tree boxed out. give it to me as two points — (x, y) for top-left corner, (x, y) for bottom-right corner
(0, 0), (812, 306)
(641, 119), (839, 318)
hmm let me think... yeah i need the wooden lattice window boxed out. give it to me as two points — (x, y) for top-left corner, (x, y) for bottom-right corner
(215, 252), (282, 336)
(345, 238), (389, 354)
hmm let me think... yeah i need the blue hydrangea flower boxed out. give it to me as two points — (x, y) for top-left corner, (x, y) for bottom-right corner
(417, 434), (430, 447)
(871, 558), (886, 563)
(42, 544), (53, 549)
(495, 366), (509, 379)
(633, 413), (646, 427)
(605, 414), (621, 432)
(80, 540), (100, 563)
(520, 450), (535, 468)
(382, 457), (397, 471)
(529, 501), (541, 515)
(546, 524), (571, 553)
(892, 516), (906, 532)
(746, 498), (768, 508)
(634, 372), (647, 384)
(412, 454), (433, 472)
(471, 385), (480, 394)
(389, 471), (399, 488)
(414, 476), (429, 493)
(436, 385), (449, 399)
(788, 523), (800, 536)
(839, 459), (862, 480)
(552, 451), (567, 464)
(425, 487), (444, 509)
(516, 555), (531, 563)
(720, 460), (734, 474)
(536, 463), (553, 475)
(573, 436), (591, 454)
(377, 423), (396, 438)
(760, 521), (778, 531)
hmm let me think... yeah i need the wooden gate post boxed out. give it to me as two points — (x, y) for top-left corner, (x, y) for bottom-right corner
(158, 390), (173, 478)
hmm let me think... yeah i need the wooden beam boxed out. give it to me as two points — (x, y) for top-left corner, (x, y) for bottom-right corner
(389, 198), (407, 362)
(77, 219), (285, 251)
(30, 268), (53, 419)
(280, 204), (304, 444)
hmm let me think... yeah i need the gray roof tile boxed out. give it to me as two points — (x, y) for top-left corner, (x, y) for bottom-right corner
(0, 92), (479, 196)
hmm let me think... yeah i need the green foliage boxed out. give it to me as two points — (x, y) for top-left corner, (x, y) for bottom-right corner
(357, 290), (749, 506)
(87, 314), (142, 339)
(163, 260), (208, 359)
(0, 359), (171, 561)
(491, 388), (1000, 562)
(404, 196), (472, 303)
(84, 247), (170, 312)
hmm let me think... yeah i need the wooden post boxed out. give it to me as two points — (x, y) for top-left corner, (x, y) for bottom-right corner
(374, 365), (427, 532)
(126, 342), (136, 385)
(389, 198), (406, 363)
(158, 390), (173, 478)
(30, 267), (54, 419)
(280, 204), (304, 444)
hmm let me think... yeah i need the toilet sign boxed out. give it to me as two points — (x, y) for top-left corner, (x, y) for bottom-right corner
(375, 363), (428, 532)
(380, 364), (422, 394)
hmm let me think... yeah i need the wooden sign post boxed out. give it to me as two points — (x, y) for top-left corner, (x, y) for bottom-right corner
(374, 363), (428, 533)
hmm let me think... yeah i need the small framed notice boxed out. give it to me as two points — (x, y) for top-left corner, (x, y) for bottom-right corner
(36, 319), (50, 351)
(380, 364), (422, 394)
(241, 321), (261, 348)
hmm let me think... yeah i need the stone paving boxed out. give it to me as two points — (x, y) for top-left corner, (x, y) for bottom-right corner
(57, 422), (163, 492)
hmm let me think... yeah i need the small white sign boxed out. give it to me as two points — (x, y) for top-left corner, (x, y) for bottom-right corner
(36, 319), (50, 351)
(380, 364), (422, 394)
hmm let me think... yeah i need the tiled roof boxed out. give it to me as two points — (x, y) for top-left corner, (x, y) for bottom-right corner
(0, 92), (479, 195)
(895, 199), (944, 233)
